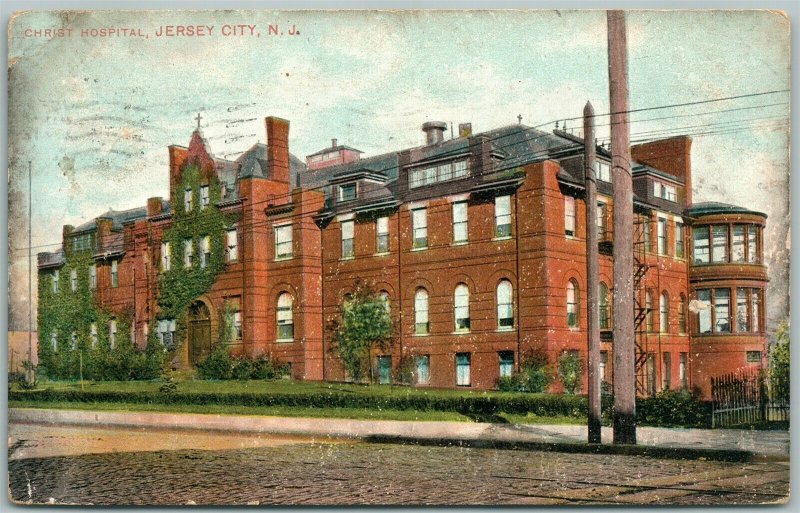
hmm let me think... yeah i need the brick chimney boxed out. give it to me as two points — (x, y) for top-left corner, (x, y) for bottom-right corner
(266, 116), (290, 183)
(147, 197), (165, 217)
(458, 123), (473, 138)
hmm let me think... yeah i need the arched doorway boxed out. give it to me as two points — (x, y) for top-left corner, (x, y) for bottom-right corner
(188, 301), (212, 365)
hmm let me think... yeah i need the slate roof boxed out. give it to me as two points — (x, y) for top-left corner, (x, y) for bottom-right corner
(685, 202), (767, 219)
(73, 205), (155, 233)
(306, 144), (363, 158)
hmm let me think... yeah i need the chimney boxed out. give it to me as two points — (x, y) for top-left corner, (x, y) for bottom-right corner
(458, 123), (473, 138)
(147, 197), (164, 217)
(266, 116), (290, 183)
(422, 121), (447, 146)
(331, 138), (337, 148)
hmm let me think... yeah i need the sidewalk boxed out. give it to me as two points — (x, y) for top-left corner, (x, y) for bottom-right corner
(9, 407), (789, 462)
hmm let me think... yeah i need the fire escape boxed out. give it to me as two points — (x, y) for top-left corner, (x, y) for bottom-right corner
(632, 212), (654, 396)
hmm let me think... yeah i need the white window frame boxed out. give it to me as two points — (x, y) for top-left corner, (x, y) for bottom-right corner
(70, 269), (78, 292)
(109, 319), (117, 350)
(183, 239), (193, 268)
(660, 292), (669, 333)
(339, 183), (357, 202)
(411, 208), (427, 249)
(276, 293), (294, 341)
(199, 236), (211, 268)
(495, 195), (512, 239)
(161, 242), (171, 272)
(454, 284), (470, 333)
(110, 260), (118, 287)
(226, 228), (238, 261)
(414, 288), (429, 335)
(455, 352), (471, 386)
(184, 188), (193, 212)
(90, 323), (98, 348)
(200, 185), (210, 208)
(52, 270), (59, 292)
(497, 280), (513, 330)
(376, 217), (389, 254)
(564, 196), (576, 237)
(340, 220), (354, 259)
(452, 201), (468, 244)
(657, 217), (668, 255)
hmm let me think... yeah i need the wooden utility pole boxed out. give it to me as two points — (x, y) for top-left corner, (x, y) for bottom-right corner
(28, 161), (34, 384)
(607, 9), (637, 445)
(583, 101), (601, 444)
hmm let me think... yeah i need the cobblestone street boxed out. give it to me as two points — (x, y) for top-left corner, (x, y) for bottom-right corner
(8, 423), (789, 506)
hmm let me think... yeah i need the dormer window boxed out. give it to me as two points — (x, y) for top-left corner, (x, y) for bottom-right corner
(654, 182), (677, 202)
(409, 159), (469, 189)
(595, 161), (612, 183)
(339, 183), (357, 202)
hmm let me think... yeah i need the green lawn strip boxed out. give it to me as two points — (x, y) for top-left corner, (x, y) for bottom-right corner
(8, 400), (470, 422)
(500, 413), (587, 425)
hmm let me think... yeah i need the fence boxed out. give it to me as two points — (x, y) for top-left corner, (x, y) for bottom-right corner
(710, 367), (789, 427)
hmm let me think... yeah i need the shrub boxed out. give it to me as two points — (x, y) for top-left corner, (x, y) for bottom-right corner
(557, 351), (583, 395)
(636, 388), (711, 427)
(196, 342), (233, 380)
(496, 347), (553, 393)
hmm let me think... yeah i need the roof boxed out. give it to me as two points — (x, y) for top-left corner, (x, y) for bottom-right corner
(73, 205), (152, 233)
(235, 142), (307, 185)
(306, 144), (363, 158)
(684, 201), (767, 219)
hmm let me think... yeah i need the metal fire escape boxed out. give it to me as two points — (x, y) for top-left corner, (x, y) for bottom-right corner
(632, 212), (654, 396)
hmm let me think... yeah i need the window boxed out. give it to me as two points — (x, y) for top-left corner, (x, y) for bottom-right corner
(498, 351), (515, 378)
(746, 351), (761, 364)
(408, 159), (469, 189)
(52, 270), (59, 292)
(339, 183), (357, 202)
(377, 355), (392, 384)
(200, 185), (210, 208)
(183, 239), (193, 268)
(697, 289), (712, 334)
(90, 323), (98, 348)
(711, 225), (728, 263)
(415, 355), (430, 384)
(70, 331), (78, 350)
(567, 280), (579, 328)
(714, 288), (730, 333)
(70, 269), (78, 292)
(693, 226), (710, 264)
(564, 196), (576, 236)
(748, 225), (760, 263)
(732, 225), (746, 263)
(111, 260), (118, 287)
(50, 331), (57, 351)
(596, 202), (607, 240)
(595, 161), (612, 182)
(600, 351), (608, 383)
(599, 283), (610, 330)
(184, 188), (193, 212)
(663, 352), (671, 390)
(456, 353), (471, 386)
(414, 288), (429, 334)
(675, 222), (685, 258)
(199, 236), (211, 268)
(277, 293), (293, 340)
(379, 291), (390, 313)
(232, 310), (242, 340)
(678, 294), (687, 333)
(642, 216), (651, 251)
(660, 292), (669, 333)
(452, 202), (468, 243)
(275, 224), (293, 260)
(109, 319), (117, 350)
(497, 280), (514, 330)
(645, 290), (654, 332)
(226, 229), (238, 261)
(376, 217), (389, 253)
(495, 195), (512, 238)
(679, 353), (688, 388)
(412, 208), (427, 249)
(157, 319), (177, 349)
(161, 242), (171, 271)
(736, 288), (763, 333)
(89, 265), (96, 289)
(454, 284), (470, 332)
(657, 217), (667, 255)
(654, 182), (677, 202)
(340, 220), (354, 259)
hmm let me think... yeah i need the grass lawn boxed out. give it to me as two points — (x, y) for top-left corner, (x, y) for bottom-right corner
(8, 400), (470, 422)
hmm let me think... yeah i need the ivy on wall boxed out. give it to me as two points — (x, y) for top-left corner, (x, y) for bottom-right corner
(37, 161), (236, 380)
(152, 163), (237, 362)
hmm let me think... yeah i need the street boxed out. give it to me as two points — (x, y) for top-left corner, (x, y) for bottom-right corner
(8, 422), (789, 506)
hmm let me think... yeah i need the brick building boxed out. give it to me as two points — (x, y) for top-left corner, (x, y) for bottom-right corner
(37, 115), (768, 397)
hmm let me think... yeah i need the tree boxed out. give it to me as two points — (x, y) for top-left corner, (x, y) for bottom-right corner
(557, 351), (583, 395)
(769, 320), (789, 403)
(328, 280), (393, 383)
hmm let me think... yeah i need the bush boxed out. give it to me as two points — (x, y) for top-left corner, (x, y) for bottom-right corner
(557, 352), (583, 394)
(636, 388), (711, 427)
(196, 342), (233, 380)
(197, 347), (290, 382)
(496, 347), (553, 393)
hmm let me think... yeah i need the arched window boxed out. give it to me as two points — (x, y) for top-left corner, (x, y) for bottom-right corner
(678, 294), (687, 333)
(660, 292), (669, 333)
(645, 291), (654, 332)
(379, 290), (390, 313)
(277, 293), (293, 340)
(567, 280), (579, 328)
(599, 282), (610, 330)
(414, 288), (429, 335)
(454, 284), (470, 332)
(497, 280), (513, 329)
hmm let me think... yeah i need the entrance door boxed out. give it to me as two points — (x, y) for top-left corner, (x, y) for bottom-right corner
(188, 301), (212, 365)
(377, 355), (392, 384)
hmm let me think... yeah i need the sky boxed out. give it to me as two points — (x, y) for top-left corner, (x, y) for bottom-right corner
(7, 9), (791, 331)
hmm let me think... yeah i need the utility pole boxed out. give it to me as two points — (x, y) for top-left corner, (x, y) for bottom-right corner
(607, 9), (637, 445)
(27, 161), (34, 384)
(583, 102), (601, 444)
